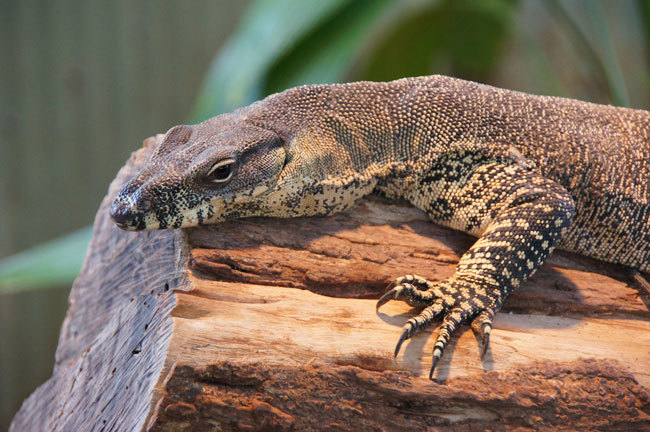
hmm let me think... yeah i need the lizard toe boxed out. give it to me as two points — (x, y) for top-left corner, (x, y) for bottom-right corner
(429, 306), (473, 379)
(377, 276), (437, 310)
(471, 309), (496, 358)
(393, 299), (446, 356)
(392, 274), (433, 291)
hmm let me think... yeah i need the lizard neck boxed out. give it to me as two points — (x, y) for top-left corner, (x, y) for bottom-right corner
(244, 78), (454, 198)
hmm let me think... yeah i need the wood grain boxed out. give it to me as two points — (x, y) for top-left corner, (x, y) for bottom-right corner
(188, 197), (648, 318)
(11, 134), (650, 431)
(146, 275), (649, 430)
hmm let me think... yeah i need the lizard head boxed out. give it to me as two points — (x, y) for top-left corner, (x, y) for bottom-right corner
(110, 113), (286, 231)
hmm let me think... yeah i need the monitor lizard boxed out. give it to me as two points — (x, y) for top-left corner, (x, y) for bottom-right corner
(110, 75), (650, 378)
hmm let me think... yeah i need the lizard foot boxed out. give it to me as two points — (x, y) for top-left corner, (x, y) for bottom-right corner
(377, 275), (498, 379)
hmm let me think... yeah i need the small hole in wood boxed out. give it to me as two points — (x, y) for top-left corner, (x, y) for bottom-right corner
(111, 368), (116, 375)
(144, 324), (148, 330)
(164, 283), (169, 292)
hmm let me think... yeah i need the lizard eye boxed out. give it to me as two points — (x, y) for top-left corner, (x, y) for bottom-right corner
(206, 159), (235, 183)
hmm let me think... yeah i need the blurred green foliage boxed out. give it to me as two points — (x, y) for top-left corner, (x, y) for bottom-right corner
(190, 0), (395, 121)
(0, 228), (92, 294)
(1, 0), (648, 294)
(361, 0), (516, 82)
(638, 0), (650, 89)
(191, 0), (520, 121)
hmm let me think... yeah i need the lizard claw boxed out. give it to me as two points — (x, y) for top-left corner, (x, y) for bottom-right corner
(429, 348), (442, 379)
(394, 323), (413, 357)
(479, 325), (491, 358)
(376, 288), (398, 310)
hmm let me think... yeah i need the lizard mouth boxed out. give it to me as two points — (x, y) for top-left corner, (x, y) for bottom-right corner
(114, 221), (129, 230)
(111, 215), (158, 231)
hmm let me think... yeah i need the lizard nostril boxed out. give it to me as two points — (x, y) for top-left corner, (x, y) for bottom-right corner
(138, 199), (152, 212)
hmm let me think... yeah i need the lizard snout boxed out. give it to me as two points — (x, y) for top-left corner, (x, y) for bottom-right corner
(109, 199), (137, 229)
(110, 188), (158, 231)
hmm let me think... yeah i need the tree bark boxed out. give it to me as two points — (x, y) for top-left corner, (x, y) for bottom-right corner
(11, 135), (650, 431)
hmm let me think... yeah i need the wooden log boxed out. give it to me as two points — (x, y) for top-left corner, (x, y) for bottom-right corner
(11, 135), (650, 431)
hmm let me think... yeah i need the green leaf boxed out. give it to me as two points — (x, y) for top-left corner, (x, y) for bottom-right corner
(582, 1), (630, 107)
(360, 0), (516, 83)
(0, 227), (92, 294)
(189, 0), (352, 122)
(544, 0), (629, 107)
(637, 0), (650, 91)
(264, 0), (395, 93)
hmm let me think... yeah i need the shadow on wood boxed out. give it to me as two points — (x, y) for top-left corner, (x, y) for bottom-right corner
(11, 135), (650, 431)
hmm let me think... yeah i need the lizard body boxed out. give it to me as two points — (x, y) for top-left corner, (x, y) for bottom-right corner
(111, 75), (650, 376)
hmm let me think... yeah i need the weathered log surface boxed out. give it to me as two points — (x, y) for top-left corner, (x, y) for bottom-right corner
(10, 136), (189, 432)
(11, 135), (650, 431)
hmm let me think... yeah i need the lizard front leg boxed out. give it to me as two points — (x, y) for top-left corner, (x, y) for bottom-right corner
(377, 152), (575, 378)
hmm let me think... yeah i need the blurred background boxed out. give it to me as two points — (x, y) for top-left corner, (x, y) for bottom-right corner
(0, 0), (648, 428)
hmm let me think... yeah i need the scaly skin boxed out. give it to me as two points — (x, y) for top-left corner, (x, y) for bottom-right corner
(111, 75), (650, 378)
